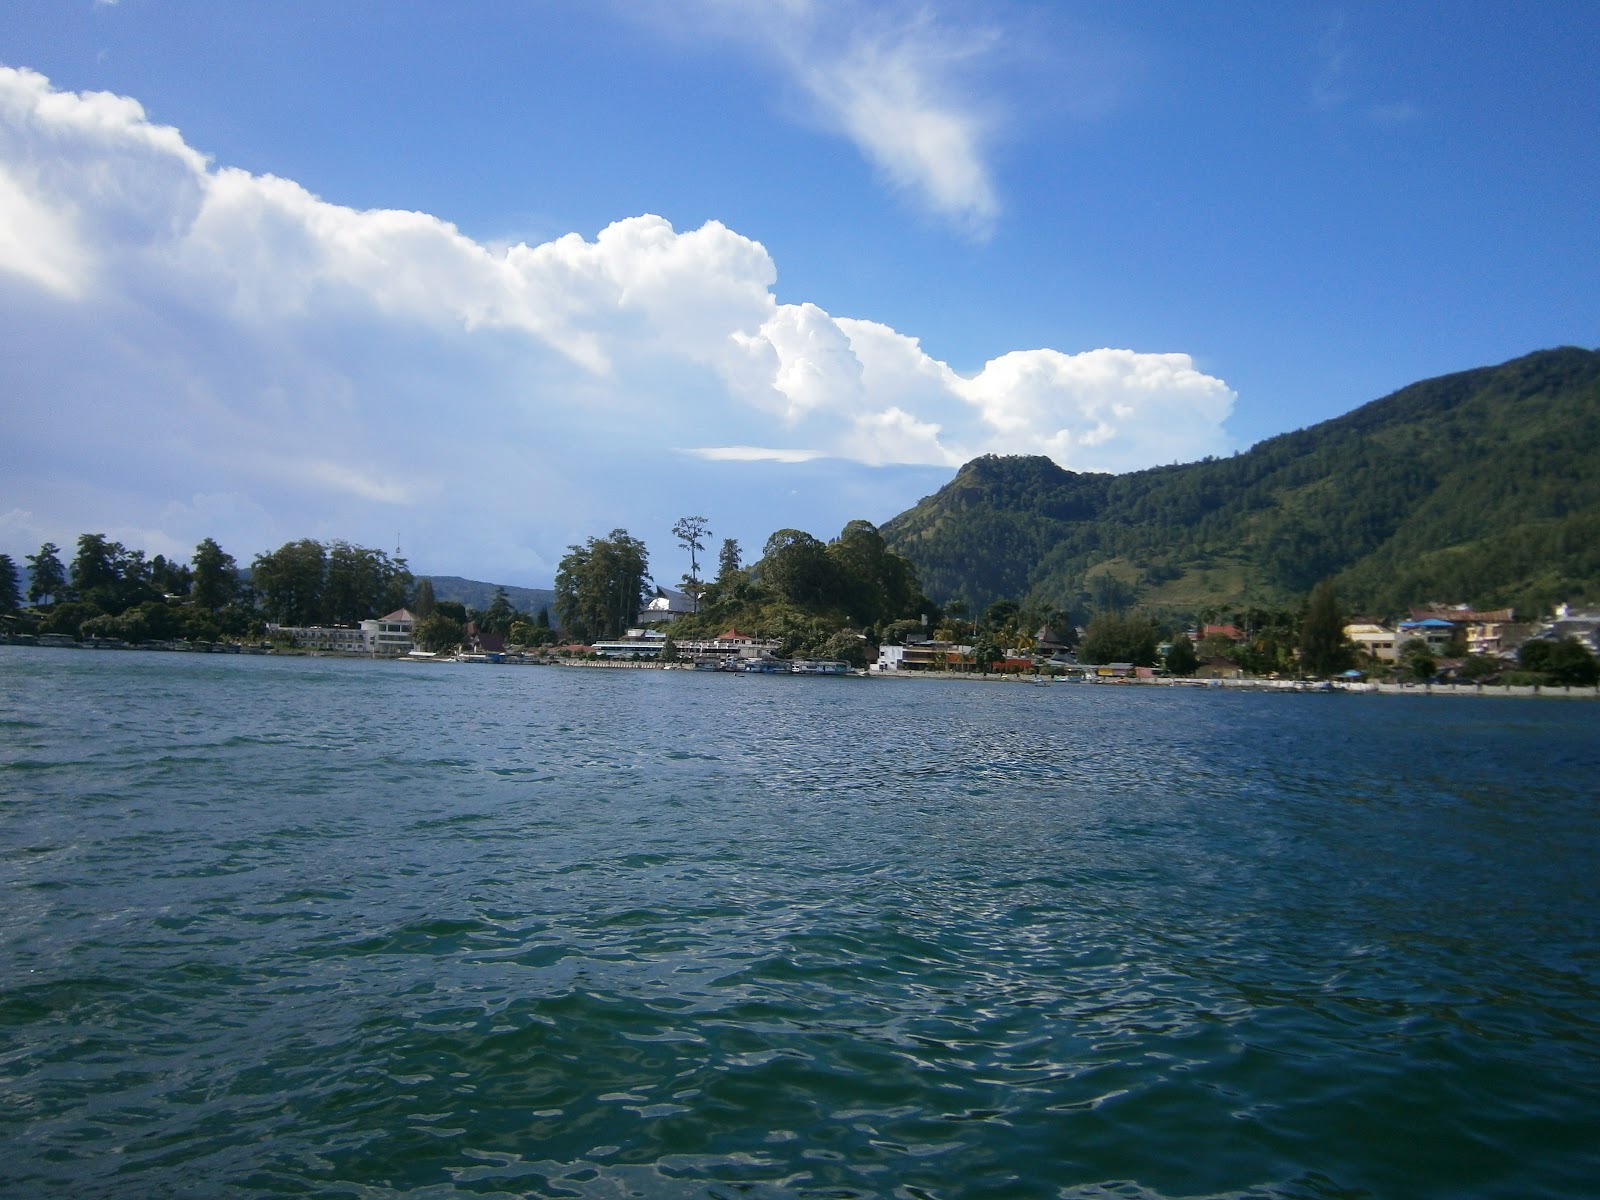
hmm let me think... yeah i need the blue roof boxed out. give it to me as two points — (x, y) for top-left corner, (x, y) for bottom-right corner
(1399, 618), (1456, 629)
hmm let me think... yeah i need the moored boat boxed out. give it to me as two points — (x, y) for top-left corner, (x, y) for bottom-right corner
(788, 659), (851, 675)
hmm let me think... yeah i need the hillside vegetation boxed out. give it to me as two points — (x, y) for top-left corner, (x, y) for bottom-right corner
(425, 576), (555, 618)
(880, 347), (1600, 618)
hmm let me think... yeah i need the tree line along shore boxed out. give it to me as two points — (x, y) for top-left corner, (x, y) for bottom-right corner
(3, 517), (1598, 693)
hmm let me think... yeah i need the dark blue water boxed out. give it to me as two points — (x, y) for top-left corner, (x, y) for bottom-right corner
(2, 648), (1598, 1199)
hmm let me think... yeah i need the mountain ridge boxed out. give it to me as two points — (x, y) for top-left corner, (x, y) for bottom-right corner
(423, 577), (555, 617)
(879, 347), (1600, 618)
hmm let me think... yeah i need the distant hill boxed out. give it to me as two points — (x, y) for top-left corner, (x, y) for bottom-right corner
(424, 576), (556, 617)
(880, 347), (1600, 619)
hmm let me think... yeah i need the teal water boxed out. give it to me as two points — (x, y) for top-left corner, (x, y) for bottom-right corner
(1, 648), (1598, 1199)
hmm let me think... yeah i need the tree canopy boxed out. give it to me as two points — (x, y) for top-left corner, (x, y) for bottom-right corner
(1298, 580), (1352, 677)
(0, 554), (21, 613)
(26, 543), (67, 605)
(554, 529), (651, 643)
(1080, 612), (1160, 666)
(251, 539), (410, 626)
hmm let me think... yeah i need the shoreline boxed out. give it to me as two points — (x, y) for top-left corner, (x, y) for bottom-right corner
(5, 639), (1596, 698)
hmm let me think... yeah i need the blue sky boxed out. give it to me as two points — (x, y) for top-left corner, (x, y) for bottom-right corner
(3, 1), (1596, 591)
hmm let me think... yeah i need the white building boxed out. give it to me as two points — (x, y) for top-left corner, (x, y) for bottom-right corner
(268, 623), (374, 653)
(267, 607), (415, 655)
(366, 608), (416, 655)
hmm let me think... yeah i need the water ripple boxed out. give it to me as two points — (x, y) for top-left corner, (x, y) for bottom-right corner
(1, 651), (1598, 1198)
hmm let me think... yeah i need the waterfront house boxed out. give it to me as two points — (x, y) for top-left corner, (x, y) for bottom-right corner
(874, 640), (974, 671)
(1409, 607), (1518, 657)
(1396, 617), (1457, 654)
(368, 608), (416, 655)
(1344, 623), (1398, 662)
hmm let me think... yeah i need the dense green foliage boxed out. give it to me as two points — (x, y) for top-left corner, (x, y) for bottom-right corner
(1298, 580), (1353, 677)
(554, 530), (651, 643)
(1079, 612), (1161, 666)
(414, 612), (467, 653)
(422, 577), (555, 617)
(0, 554), (20, 613)
(1519, 637), (1600, 686)
(251, 540), (412, 626)
(663, 519), (933, 659)
(10, 534), (421, 645)
(1164, 635), (1198, 676)
(26, 543), (66, 605)
(882, 348), (1600, 619)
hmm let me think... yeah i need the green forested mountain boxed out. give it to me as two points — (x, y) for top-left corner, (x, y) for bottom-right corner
(425, 577), (555, 617)
(880, 347), (1600, 619)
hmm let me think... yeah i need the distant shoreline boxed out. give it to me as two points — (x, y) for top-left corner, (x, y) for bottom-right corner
(5, 640), (1596, 698)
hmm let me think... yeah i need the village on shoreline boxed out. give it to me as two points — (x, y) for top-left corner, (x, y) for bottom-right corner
(6, 528), (1600, 699)
(5, 627), (1597, 700)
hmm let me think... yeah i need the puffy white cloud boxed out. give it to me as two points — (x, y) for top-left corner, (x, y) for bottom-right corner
(955, 347), (1236, 471)
(0, 66), (1235, 583)
(0, 165), (87, 296)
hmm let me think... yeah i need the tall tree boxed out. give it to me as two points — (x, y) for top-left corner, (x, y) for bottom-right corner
(758, 529), (835, 608)
(412, 577), (437, 619)
(715, 538), (741, 584)
(148, 554), (192, 596)
(66, 534), (153, 613)
(480, 586), (516, 635)
(554, 529), (651, 642)
(824, 520), (923, 627)
(413, 612), (466, 653)
(1164, 634), (1199, 676)
(379, 554), (414, 617)
(324, 541), (402, 623)
(252, 539), (328, 626)
(0, 554), (21, 613)
(1080, 612), (1161, 665)
(71, 533), (123, 598)
(190, 538), (239, 611)
(672, 516), (711, 608)
(26, 543), (67, 605)
(1298, 579), (1352, 677)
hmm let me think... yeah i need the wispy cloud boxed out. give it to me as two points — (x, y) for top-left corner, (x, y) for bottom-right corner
(0, 66), (1234, 578)
(786, 9), (1000, 234)
(1311, 10), (1351, 112)
(686, 446), (825, 463)
(673, 0), (1003, 235)
(1310, 11), (1422, 125)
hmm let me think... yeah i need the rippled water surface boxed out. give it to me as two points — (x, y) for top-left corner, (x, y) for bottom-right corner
(2, 648), (1598, 1199)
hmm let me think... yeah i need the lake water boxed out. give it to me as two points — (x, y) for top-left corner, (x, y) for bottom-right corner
(2, 648), (1598, 1199)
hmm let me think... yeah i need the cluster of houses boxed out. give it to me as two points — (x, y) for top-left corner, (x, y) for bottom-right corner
(590, 626), (782, 663)
(1342, 604), (1600, 664)
(1341, 607), (1513, 662)
(265, 588), (1600, 678)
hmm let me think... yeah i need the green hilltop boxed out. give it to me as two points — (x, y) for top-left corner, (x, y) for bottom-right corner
(423, 576), (555, 618)
(880, 347), (1600, 619)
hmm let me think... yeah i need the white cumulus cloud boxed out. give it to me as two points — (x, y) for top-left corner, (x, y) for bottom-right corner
(0, 66), (1234, 583)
